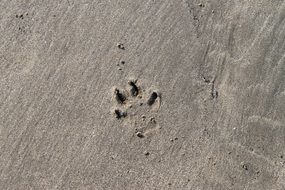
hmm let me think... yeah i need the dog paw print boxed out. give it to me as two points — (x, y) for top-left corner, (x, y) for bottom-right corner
(112, 80), (161, 138)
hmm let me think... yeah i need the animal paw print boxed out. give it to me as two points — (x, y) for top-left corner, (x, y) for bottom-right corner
(112, 80), (161, 138)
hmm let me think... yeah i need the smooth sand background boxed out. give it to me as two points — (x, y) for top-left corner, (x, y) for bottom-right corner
(0, 0), (285, 189)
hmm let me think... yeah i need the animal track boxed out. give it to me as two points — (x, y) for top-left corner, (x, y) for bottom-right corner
(112, 80), (161, 138)
(114, 109), (127, 119)
(147, 92), (158, 106)
(114, 88), (127, 104)
(128, 80), (139, 97)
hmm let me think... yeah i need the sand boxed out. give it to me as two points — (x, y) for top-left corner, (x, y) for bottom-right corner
(0, 0), (285, 189)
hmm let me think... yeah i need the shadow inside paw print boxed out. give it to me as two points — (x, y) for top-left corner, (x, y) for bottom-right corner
(128, 80), (139, 97)
(114, 109), (127, 119)
(112, 80), (161, 137)
(114, 88), (127, 104)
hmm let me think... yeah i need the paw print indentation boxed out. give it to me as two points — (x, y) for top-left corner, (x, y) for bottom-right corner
(112, 80), (161, 138)
(114, 88), (127, 104)
(128, 80), (139, 97)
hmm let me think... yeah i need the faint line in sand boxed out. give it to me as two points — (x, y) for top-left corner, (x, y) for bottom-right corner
(248, 115), (284, 128)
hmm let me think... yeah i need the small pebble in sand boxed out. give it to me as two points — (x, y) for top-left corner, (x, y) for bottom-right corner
(144, 151), (150, 156)
(136, 132), (144, 138)
(117, 43), (125, 50)
(198, 3), (205, 7)
(150, 117), (156, 123)
(170, 138), (178, 142)
(241, 162), (249, 171)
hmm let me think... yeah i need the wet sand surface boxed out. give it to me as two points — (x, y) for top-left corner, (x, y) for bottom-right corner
(0, 0), (285, 189)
